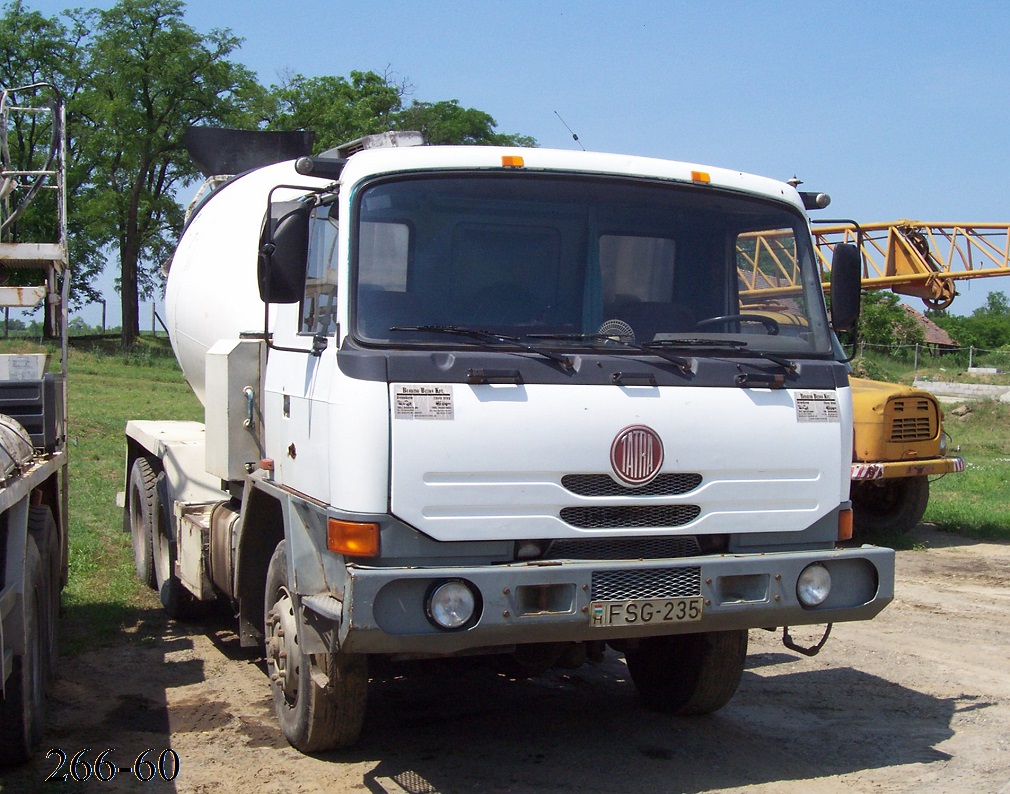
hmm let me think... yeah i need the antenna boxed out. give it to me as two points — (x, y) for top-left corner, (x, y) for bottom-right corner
(554, 111), (585, 151)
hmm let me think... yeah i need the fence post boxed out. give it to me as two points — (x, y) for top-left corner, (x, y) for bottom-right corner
(914, 343), (919, 372)
(969, 345), (974, 368)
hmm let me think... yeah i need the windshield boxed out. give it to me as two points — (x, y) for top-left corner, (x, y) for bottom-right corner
(351, 173), (832, 356)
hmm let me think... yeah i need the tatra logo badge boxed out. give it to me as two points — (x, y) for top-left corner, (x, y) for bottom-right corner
(610, 425), (664, 485)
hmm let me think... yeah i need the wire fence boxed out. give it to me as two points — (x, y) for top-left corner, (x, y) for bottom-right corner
(855, 341), (1010, 373)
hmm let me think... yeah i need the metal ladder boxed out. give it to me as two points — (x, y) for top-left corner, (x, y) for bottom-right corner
(0, 82), (69, 326)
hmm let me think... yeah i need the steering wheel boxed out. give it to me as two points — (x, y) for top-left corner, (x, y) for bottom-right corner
(694, 313), (780, 336)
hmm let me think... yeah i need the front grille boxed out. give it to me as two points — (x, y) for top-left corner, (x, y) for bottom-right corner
(592, 567), (702, 600)
(562, 473), (702, 497)
(890, 417), (933, 441)
(560, 504), (700, 529)
(888, 398), (937, 441)
(544, 536), (701, 561)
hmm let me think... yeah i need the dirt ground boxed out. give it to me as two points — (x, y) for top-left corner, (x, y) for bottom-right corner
(3, 525), (1010, 794)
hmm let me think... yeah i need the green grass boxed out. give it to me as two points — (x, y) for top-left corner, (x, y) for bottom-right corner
(62, 337), (202, 654)
(924, 399), (1010, 540)
(853, 347), (1010, 386)
(850, 349), (918, 384)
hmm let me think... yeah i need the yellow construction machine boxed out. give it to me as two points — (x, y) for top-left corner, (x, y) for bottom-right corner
(812, 222), (1010, 534)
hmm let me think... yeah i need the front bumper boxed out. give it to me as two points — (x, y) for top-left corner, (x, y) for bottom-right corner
(851, 456), (965, 481)
(329, 545), (895, 655)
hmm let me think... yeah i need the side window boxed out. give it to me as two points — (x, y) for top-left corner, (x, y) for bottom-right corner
(300, 205), (339, 335)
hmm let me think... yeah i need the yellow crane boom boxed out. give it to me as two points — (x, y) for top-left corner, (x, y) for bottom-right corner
(736, 222), (1010, 311)
(813, 222), (1010, 309)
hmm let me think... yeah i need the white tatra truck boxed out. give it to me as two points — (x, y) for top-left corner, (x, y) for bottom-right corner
(125, 131), (895, 751)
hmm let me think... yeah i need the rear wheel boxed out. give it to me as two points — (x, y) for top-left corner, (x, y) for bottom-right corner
(128, 457), (157, 589)
(28, 505), (60, 688)
(625, 629), (748, 715)
(264, 541), (368, 751)
(149, 469), (199, 619)
(851, 476), (929, 536)
(0, 535), (46, 765)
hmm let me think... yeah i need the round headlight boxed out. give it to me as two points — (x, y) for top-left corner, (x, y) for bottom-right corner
(939, 432), (950, 455)
(797, 563), (831, 607)
(427, 580), (476, 630)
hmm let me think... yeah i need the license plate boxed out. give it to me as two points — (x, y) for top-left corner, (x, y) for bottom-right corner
(589, 597), (703, 627)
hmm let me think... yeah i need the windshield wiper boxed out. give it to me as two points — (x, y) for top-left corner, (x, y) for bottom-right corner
(391, 325), (574, 370)
(528, 332), (692, 373)
(644, 338), (797, 372)
(525, 333), (690, 373)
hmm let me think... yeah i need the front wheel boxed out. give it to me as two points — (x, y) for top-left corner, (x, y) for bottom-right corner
(624, 629), (748, 715)
(851, 476), (929, 536)
(264, 541), (368, 752)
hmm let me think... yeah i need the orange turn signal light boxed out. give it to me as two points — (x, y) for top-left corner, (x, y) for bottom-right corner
(837, 508), (853, 542)
(501, 155), (525, 168)
(327, 518), (380, 558)
(690, 170), (711, 184)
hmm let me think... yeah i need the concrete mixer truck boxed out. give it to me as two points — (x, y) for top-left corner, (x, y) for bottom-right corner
(124, 130), (895, 752)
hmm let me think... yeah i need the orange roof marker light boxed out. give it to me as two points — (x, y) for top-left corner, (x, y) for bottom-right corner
(501, 155), (525, 168)
(691, 170), (711, 184)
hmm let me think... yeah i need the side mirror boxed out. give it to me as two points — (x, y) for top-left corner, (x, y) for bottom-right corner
(829, 243), (861, 333)
(258, 200), (312, 304)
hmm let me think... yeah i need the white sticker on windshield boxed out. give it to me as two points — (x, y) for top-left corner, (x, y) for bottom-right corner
(795, 391), (839, 423)
(395, 385), (454, 420)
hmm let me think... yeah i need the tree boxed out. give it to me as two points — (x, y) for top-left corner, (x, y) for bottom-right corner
(933, 290), (1010, 349)
(266, 70), (404, 153)
(393, 99), (536, 147)
(858, 292), (924, 351)
(266, 69), (536, 153)
(78, 0), (263, 346)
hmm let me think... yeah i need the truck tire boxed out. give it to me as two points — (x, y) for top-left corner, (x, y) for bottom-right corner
(128, 457), (157, 589)
(150, 469), (199, 619)
(624, 629), (748, 715)
(0, 536), (46, 765)
(851, 476), (929, 536)
(264, 541), (368, 752)
(28, 505), (60, 689)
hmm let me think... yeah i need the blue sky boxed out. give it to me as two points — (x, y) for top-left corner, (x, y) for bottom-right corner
(22, 0), (1010, 324)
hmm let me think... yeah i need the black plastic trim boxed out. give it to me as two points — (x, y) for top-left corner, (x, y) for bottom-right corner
(336, 339), (848, 389)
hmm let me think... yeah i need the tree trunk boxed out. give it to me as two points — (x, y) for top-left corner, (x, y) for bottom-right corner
(120, 236), (141, 347)
(120, 174), (146, 347)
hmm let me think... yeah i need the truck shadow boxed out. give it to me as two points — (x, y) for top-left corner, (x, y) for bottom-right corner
(0, 611), (970, 793)
(335, 648), (961, 794)
(1, 606), (195, 793)
(180, 613), (967, 792)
